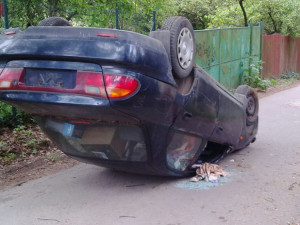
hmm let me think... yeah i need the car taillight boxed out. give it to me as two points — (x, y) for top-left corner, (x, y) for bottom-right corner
(77, 71), (106, 97)
(0, 68), (24, 89)
(104, 74), (139, 99)
(0, 68), (139, 99)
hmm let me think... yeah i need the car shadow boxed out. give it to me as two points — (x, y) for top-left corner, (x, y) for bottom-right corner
(74, 165), (183, 191)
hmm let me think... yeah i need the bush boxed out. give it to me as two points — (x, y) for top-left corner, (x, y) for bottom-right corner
(0, 102), (34, 128)
(280, 72), (300, 79)
(243, 59), (269, 90)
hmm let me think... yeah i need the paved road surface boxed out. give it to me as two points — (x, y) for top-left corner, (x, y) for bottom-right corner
(1, 85), (300, 225)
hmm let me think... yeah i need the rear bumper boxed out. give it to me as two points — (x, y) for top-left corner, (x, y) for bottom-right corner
(0, 91), (138, 123)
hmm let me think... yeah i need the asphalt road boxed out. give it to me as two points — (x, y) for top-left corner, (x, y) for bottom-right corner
(1, 85), (300, 225)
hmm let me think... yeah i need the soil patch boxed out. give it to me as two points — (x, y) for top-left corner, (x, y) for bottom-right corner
(0, 126), (79, 191)
(0, 153), (78, 191)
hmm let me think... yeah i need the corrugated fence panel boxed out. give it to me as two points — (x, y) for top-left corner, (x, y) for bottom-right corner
(206, 66), (220, 82)
(195, 30), (220, 68)
(252, 27), (261, 57)
(195, 24), (262, 89)
(195, 29), (220, 82)
(240, 28), (251, 58)
(262, 34), (300, 78)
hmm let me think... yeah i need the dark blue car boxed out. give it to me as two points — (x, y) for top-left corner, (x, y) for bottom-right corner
(0, 17), (258, 176)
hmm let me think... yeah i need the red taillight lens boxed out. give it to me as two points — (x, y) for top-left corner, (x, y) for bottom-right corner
(0, 68), (139, 99)
(0, 68), (24, 89)
(104, 74), (139, 99)
(76, 71), (106, 97)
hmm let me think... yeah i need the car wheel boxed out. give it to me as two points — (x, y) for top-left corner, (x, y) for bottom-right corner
(38, 17), (72, 26)
(235, 85), (259, 126)
(161, 16), (196, 79)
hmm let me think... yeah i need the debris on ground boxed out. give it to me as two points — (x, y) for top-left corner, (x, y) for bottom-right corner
(190, 162), (228, 183)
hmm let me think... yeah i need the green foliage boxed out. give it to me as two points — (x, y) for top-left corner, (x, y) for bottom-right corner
(246, 0), (293, 34)
(47, 152), (61, 162)
(0, 150), (16, 163)
(210, 0), (300, 36)
(0, 102), (34, 128)
(0, 102), (12, 128)
(242, 59), (299, 90)
(280, 72), (300, 79)
(3, 0), (171, 34)
(0, 124), (52, 164)
(255, 0), (299, 36)
(3, 0), (300, 36)
(210, 0), (245, 28)
(281, 2), (300, 37)
(3, 0), (83, 28)
(243, 59), (269, 90)
(176, 0), (218, 30)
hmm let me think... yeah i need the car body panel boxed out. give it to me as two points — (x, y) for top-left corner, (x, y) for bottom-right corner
(0, 27), (175, 86)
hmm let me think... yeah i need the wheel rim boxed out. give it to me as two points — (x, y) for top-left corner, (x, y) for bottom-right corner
(177, 27), (194, 69)
(247, 96), (256, 116)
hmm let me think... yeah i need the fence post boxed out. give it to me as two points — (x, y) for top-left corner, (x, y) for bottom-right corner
(259, 21), (263, 62)
(3, 0), (9, 29)
(259, 21), (263, 76)
(248, 23), (253, 78)
(115, 7), (119, 29)
(151, 10), (156, 31)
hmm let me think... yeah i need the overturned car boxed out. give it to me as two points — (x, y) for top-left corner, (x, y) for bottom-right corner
(0, 16), (258, 176)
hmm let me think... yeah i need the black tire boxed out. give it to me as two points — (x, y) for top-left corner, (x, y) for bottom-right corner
(38, 17), (71, 26)
(235, 85), (259, 126)
(161, 16), (196, 79)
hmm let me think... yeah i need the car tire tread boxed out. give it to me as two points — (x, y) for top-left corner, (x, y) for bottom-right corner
(161, 16), (196, 79)
(235, 85), (259, 126)
(38, 17), (72, 26)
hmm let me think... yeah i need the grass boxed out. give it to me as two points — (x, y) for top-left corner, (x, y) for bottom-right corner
(46, 152), (61, 162)
(245, 72), (300, 92)
(262, 73), (300, 90)
(0, 124), (55, 165)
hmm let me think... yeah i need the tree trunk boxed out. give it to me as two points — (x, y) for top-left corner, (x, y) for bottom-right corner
(267, 7), (279, 33)
(48, 0), (60, 17)
(238, 0), (248, 27)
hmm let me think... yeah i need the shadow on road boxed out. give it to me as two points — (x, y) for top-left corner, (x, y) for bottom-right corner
(71, 166), (182, 191)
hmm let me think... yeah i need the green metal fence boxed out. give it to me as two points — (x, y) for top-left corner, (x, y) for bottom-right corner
(194, 23), (263, 89)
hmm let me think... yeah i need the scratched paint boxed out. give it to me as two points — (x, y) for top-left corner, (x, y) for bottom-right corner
(175, 175), (231, 190)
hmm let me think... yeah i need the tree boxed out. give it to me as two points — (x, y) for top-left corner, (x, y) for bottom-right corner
(176, 0), (220, 30)
(209, 0), (246, 28)
(238, 0), (248, 26)
(281, 0), (300, 37)
(247, 0), (290, 34)
(2, 0), (300, 37)
(208, 0), (300, 37)
(2, 0), (171, 33)
(3, 0), (82, 28)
